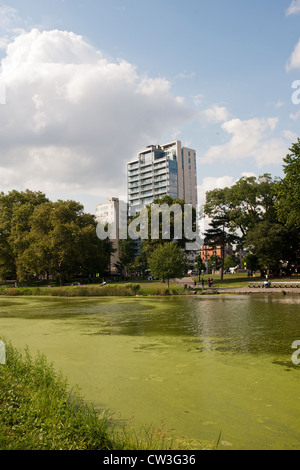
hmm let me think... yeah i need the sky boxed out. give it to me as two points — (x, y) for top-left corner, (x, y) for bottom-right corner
(0, 0), (300, 213)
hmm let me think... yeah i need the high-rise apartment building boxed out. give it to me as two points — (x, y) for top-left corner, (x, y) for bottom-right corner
(127, 140), (198, 217)
(95, 197), (128, 274)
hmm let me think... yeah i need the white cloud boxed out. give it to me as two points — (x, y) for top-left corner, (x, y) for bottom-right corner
(286, 38), (300, 71)
(0, 28), (194, 199)
(286, 0), (300, 15)
(282, 129), (298, 142)
(0, 5), (24, 50)
(200, 117), (288, 168)
(199, 104), (231, 125)
(0, 6), (19, 31)
(290, 109), (300, 120)
(197, 175), (234, 206)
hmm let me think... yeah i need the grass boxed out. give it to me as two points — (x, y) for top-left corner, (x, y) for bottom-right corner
(0, 340), (176, 450)
(0, 281), (186, 297)
(2, 274), (300, 297)
(0, 340), (218, 450)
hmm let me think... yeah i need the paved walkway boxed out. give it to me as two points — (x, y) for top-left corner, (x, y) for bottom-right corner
(174, 277), (300, 295)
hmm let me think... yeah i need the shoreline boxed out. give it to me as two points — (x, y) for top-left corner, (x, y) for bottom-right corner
(0, 287), (300, 298)
(213, 287), (300, 295)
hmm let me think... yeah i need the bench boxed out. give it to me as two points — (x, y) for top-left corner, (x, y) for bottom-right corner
(248, 282), (300, 288)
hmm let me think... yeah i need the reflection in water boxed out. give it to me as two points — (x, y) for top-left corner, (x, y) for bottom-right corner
(0, 294), (300, 450)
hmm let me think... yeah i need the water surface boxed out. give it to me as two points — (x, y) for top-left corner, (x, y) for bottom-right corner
(0, 294), (299, 450)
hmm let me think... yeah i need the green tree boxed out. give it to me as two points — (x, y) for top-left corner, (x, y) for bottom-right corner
(194, 255), (206, 282)
(245, 221), (289, 276)
(0, 190), (49, 281)
(133, 247), (149, 277)
(224, 254), (239, 271)
(276, 138), (300, 229)
(204, 174), (285, 278)
(204, 174), (278, 247)
(207, 254), (222, 273)
(242, 253), (260, 274)
(136, 195), (197, 255)
(204, 215), (237, 280)
(148, 243), (188, 288)
(117, 238), (136, 275)
(0, 191), (112, 284)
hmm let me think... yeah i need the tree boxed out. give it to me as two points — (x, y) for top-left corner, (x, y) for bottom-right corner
(204, 174), (284, 278)
(245, 221), (289, 276)
(117, 238), (136, 275)
(194, 255), (206, 282)
(148, 243), (188, 288)
(204, 174), (278, 247)
(19, 200), (112, 284)
(133, 247), (149, 277)
(135, 195), (197, 255)
(0, 191), (112, 284)
(224, 254), (239, 271)
(276, 138), (300, 229)
(207, 255), (222, 273)
(0, 190), (49, 280)
(204, 215), (237, 280)
(242, 253), (260, 274)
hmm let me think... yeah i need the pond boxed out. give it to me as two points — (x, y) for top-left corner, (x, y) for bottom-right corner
(0, 294), (300, 450)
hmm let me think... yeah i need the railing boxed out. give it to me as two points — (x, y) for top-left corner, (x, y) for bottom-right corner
(248, 282), (300, 288)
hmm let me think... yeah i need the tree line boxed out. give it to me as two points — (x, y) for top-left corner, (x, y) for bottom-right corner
(203, 138), (300, 278)
(118, 138), (300, 281)
(0, 190), (113, 285)
(1, 138), (299, 286)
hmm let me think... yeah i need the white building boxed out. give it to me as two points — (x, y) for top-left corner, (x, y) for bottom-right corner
(127, 140), (198, 217)
(95, 197), (128, 274)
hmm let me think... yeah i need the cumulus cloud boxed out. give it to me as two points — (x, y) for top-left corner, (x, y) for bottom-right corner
(198, 104), (230, 125)
(197, 175), (235, 206)
(286, 0), (300, 15)
(286, 38), (300, 71)
(201, 117), (288, 168)
(0, 28), (194, 199)
(0, 5), (24, 50)
(290, 109), (300, 120)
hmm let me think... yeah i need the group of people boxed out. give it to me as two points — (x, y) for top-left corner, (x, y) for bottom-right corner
(193, 278), (214, 288)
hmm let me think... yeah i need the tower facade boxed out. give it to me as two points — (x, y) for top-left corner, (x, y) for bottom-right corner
(127, 140), (197, 217)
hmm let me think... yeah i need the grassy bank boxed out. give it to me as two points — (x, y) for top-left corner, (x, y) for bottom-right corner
(0, 340), (175, 450)
(0, 282), (186, 297)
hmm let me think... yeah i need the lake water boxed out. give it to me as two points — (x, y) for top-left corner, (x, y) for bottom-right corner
(0, 294), (300, 450)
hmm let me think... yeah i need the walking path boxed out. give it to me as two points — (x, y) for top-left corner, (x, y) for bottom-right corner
(174, 277), (300, 295)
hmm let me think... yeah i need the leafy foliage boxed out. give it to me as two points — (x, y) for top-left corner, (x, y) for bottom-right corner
(148, 243), (188, 287)
(276, 138), (300, 229)
(0, 191), (112, 283)
(204, 169), (300, 275)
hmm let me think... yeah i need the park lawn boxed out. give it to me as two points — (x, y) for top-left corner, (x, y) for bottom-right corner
(190, 272), (249, 288)
(107, 280), (185, 295)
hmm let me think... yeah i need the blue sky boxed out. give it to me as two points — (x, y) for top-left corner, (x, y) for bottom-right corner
(0, 0), (299, 212)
